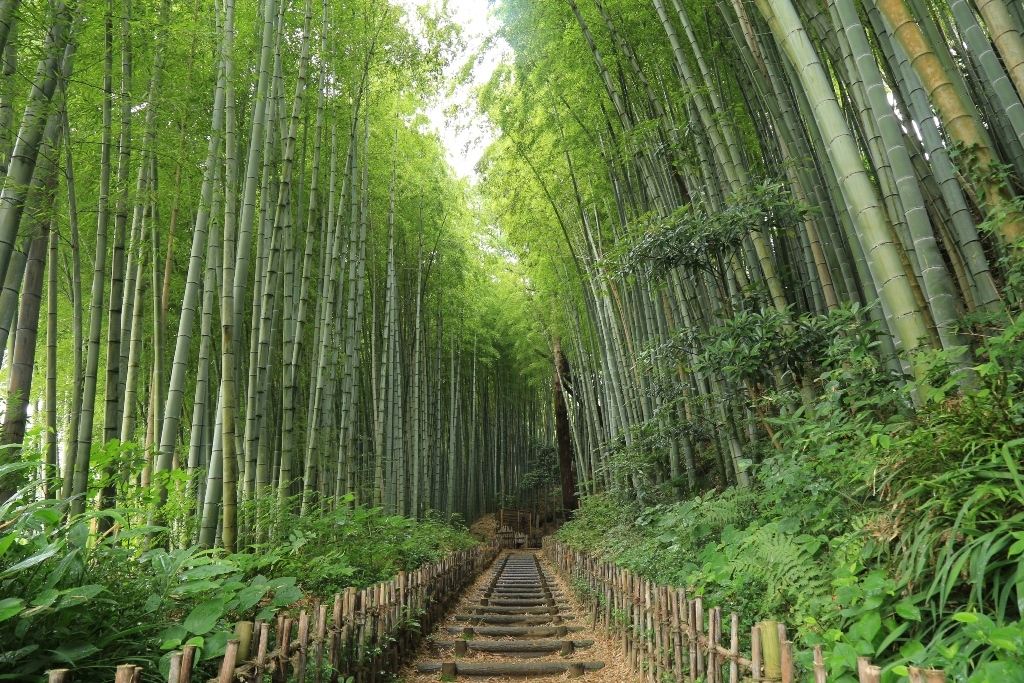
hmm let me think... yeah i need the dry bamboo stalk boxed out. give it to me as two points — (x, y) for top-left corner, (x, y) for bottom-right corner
(47, 671), (70, 683)
(314, 602), (328, 683)
(813, 645), (826, 683)
(925, 671), (946, 683)
(326, 592), (341, 675)
(857, 657), (881, 683)
(114, 664), (135, 683)
(673, 589), (684, 683)
(730, 612), (739, 683)
(296, 610), (310, 681)
(751, 624), (762, 680)
(167, 652), (183, 683)
(180, 644), (197, 683)
(275, 617), (293, 683)
(255, 622), (270, 680)
(275, 614), (286, 651)
(218, 640), (239, 683)
(695, 597), (705, 678)
(131, 667), (142, 683)
(658, 586), (668, 681)
(688, 598), (697, 682)
(708, 607), (718, 683)
(643, 580), (652, 682)
(781, 640), (794, 683)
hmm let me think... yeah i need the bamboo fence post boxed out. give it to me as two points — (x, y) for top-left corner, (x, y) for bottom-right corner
(115, 664), (136, 683)
(275, 613), (286, 652)
(781, 638), (794, 683)
(671, 588), (683, 682)
(218, 640), (239, 683)
(751, 624), (762, 681)
(695, 597), (705, 679)
(47, 671), (70, 683)
(314, 602), (328, 683)
(857, 657), (881, 683)
(656, 584), (666, 682)
(631, 570), (640, 672)
(660, 586), (670, 679)
(813, 645), (826, 683)
(167, 652), (183, 683)
(730, 612), (739, 683)
(329, 591), (342, 680)
(235, 620), (254, 661)
(760, 620), (780, 679)
(180, 644), (197, 683)
(255, 622), (270, 681)
(643, 579), (652, 681)
(687, 597), (697, 682)
(707, 606), (717, 683)
(297, 609), (311, 681)
(280, 617), (295, 683)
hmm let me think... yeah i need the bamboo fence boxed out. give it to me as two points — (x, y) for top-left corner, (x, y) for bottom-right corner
(48, 540), (499, 683)
(544, 538), (947, 683)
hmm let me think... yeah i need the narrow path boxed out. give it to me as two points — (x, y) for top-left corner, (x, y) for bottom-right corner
(402, 550), (638, 681)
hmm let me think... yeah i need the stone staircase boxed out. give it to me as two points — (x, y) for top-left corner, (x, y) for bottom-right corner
(416, 552), (605, 678)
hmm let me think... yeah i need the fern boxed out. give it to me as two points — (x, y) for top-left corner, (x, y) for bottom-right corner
(724, 522), (830, 618)
(695, 488), (760, 530)
(657, 487), (760, 548)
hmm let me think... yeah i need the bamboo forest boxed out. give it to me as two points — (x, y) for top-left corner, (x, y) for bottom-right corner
(5, 0), (1024, 678)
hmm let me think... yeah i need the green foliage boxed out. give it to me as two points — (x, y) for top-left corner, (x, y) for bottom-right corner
(614, 182), (808, 281)
(558, 301), (1024, 681)
(0, 463), (476, 680)
(248, 502), (478, 596)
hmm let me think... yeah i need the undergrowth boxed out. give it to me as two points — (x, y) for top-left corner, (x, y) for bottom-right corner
(0, 483), (476, 681)
(557, 301), (1024, 682)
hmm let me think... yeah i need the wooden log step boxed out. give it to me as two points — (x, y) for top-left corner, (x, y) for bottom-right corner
(472, 605), (562, 615)
(443, 626), (584, 637)
(433, 640), (595, 652)
(481, 596), (559, 602)
(417, 661), (605, 675)
(469, 599), (565, 606)
(454, 614), (574, 624)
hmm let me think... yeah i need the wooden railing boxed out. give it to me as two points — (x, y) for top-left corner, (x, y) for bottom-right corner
(544, 538), (947, 683)
(48, 539), (499, 683)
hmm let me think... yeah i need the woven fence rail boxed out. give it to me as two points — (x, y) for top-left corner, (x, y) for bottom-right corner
(544, 538), (947, 683)
(48, 539), (499, 683)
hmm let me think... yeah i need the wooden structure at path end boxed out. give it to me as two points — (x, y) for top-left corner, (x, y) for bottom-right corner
(497, 508), (536, 548)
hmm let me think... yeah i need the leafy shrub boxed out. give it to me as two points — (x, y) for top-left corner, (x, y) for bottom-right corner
(557, 304), (1024, 681)
(0, 466), (477, 680)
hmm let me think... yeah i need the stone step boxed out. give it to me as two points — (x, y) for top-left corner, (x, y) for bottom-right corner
(417, 661), (605, 677)
(442, 626), (585, 638)
(433, 639), (595, 653)
(470, 605), (563, 615)
(469, 599), (566, 606)
(454, 614), (575, 624)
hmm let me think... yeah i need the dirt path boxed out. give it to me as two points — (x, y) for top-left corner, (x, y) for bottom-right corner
(398, 549), (638, 682)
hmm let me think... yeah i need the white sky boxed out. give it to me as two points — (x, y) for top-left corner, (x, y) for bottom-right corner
(403, 0), (509, 181)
